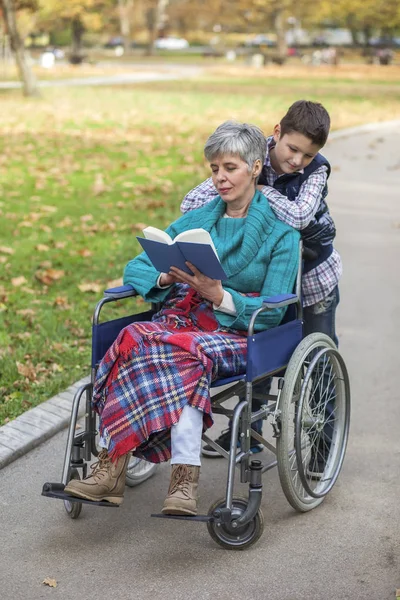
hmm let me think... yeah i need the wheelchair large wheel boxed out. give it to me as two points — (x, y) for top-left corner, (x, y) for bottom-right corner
(125, 456), (158, 488)
(207, 497), (264, 550)
(64, 468), (82, 519)
(276, 333), (350, 513)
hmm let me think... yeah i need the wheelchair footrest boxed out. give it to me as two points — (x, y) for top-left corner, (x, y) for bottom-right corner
(151, 513), (213, 523)
(41, 482), (119, 507)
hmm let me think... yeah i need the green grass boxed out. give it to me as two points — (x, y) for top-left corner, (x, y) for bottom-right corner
(1, 65), (400, 424)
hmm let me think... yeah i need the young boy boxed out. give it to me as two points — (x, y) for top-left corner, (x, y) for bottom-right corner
(180, 100), (341, 469)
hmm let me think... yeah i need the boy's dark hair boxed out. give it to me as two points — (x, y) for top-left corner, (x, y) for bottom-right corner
(280, 100), (331, 147)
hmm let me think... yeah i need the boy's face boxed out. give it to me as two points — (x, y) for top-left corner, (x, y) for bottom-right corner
(271, 125), (321, 175)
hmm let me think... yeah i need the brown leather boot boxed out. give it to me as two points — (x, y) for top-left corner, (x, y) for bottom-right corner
(162, 464), (200, 516)
(64, 449), (129, 505)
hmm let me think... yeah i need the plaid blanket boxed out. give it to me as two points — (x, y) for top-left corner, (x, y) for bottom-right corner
(93, 284), (248, 463)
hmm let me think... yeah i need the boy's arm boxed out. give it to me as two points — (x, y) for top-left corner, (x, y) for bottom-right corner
(180, 177), (218, 213)
(259, 166), (328, 230)
(215, 228), (300, 332)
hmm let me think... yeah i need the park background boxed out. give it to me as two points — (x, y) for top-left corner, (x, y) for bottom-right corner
(1, 0), (400, 426)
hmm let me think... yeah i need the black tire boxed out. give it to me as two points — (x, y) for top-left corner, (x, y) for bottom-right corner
(276, 333), (350, 512)
(207, 496), (264, 550)
(125, 457), (158, 488)
(64, 468), (83, 519)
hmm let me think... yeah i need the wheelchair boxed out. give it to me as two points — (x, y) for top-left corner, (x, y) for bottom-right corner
(42, 243), (350, 550)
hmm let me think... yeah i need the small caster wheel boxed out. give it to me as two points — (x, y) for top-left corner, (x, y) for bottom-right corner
(207, 496), (264, 550)
(64, 468), (83, 519)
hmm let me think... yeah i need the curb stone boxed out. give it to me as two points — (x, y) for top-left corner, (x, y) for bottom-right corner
(1, 119), (400, 472)
(0, 376), (89, 469)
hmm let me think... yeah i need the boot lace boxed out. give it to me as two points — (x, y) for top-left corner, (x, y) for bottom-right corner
(88, 449), (112, 482)
(167, 465), (194, 498)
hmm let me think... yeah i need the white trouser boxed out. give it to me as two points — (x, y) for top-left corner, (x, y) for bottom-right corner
(171, 404), (203, 466)
(99, 404), (203, 466)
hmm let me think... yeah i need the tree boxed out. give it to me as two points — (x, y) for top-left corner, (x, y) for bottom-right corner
(37, 0), (108, 61)
(0, 0), (38, 95)
(116, 0), (134, 54)
(312, 0), (400, 46)
(144, 0), (168, 55)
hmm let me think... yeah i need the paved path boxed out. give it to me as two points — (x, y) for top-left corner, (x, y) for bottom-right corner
(0, 65), (202, 89)
(0, 122), (399, 599)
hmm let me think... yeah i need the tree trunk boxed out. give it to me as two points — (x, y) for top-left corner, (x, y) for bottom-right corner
(0, 0), (38, 96)
(70, 17), (85, 62)
(346, 14), (359, 47)
(145, 6), (156, 55)
(273, 7), (287, 64)
(117, 0), (134, 55)
(144, 0), (169, 56)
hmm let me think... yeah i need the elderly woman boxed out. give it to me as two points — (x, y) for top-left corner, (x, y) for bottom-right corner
(65, 121), (300, 516)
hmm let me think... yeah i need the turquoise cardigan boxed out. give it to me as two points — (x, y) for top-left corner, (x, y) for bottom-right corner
(124, 191), (300, 332)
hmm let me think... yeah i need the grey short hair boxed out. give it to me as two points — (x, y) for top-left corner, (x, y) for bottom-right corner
(204, 120), (267, 171)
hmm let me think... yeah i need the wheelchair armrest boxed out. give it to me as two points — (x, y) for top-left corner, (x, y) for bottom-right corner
(103, 284), (138, 299)
(262, 293), (298, 309)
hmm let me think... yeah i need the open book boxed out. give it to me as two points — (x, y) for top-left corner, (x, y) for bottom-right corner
(137, 226), (227, 280)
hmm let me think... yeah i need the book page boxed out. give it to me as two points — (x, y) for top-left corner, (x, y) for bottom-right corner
(175, 228), (219, 258)
(142, 226), (173, 245)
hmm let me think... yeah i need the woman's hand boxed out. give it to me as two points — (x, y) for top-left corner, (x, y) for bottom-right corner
(159, 272), (178, 287)
(169, 262), (224, 306)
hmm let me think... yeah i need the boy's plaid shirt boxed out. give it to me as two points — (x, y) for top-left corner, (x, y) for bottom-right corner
(180, 136), (342, 307)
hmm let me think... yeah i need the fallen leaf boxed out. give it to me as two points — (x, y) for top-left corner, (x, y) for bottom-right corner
(93, 173), (106, 195)
(56, 217), (73, 228)
(16, 332), (31, 340)
(53, 296), (71, 310)
(35, 269), (65, 285)
(39, 260), (52, 268)
(11, 276), (27, 287)
(52, 342), (65, 352)
(77, 248), (92, 257)
(16, 309), (35, 316)
(78, 282), (102, 293)
(35, 244), (50, 252)
(18, 221), (34, 228)
(80, 214), (93, 222)
(0, 246), (14, 255)
(42, 578), (57, 588)
(131, 222), (148, 231)
(16, 361), (37, 382)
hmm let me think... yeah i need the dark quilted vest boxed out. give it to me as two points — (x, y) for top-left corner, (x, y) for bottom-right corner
(259, 153), (335, 273)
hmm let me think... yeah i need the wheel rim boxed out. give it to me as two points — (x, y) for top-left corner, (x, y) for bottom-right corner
(295, 347), (350, 497)
(277, 334), (350, 509)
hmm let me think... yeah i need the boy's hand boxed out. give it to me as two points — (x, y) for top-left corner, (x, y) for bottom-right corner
(169, 262), (224, 306)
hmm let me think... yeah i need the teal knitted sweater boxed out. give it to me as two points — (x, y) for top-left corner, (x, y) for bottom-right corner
(123, 191), (300, 332)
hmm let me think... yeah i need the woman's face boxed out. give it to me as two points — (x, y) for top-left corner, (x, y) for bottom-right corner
(209, 153), (259, 206)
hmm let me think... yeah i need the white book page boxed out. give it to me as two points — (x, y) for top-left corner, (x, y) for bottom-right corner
(175, 228), (219, 258)
(142, 226), (173, 245)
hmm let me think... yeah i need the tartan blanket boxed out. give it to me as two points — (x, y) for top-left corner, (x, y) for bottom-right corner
(92, 284), (248, 463)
